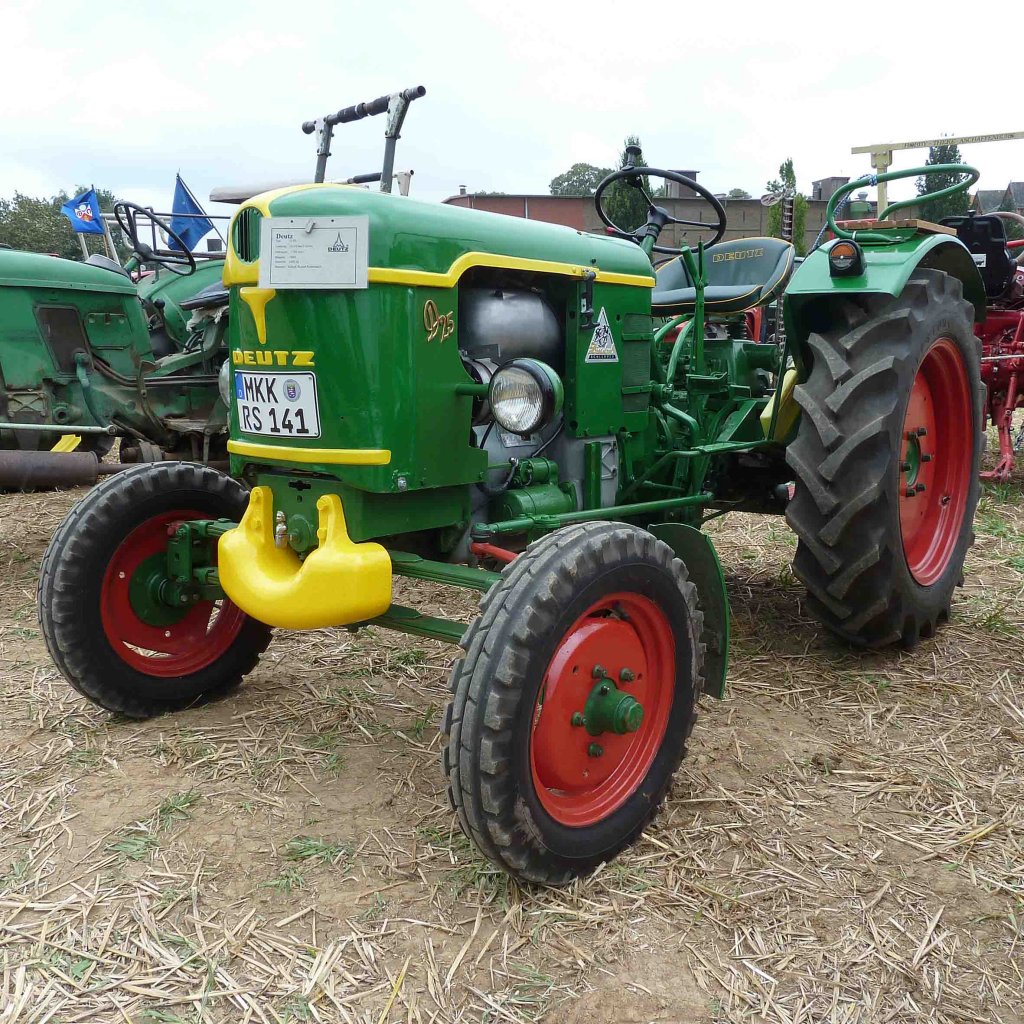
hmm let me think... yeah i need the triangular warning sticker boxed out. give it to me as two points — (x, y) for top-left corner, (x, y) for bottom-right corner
(585, 307), (618, 363)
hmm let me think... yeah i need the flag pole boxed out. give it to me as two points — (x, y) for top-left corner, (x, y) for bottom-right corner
(101, 217), (120, 264)
(78, 235), (89, 259)
(101, 215), (121, 266)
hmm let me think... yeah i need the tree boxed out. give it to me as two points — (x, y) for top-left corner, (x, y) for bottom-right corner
(915, 143), (969, 222)
(0, 186), (127, 261)
(727, 188), (751, 200)
(764, 158), (809, 256)
(549, 162), (612, 197)
(997, 190), (1024, 241)
(603, 136), (652, 234)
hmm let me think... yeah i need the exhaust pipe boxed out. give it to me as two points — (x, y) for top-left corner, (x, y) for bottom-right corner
(0, 450), (124, 491)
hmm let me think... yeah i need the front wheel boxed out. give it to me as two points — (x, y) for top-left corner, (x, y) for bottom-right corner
(442, 522), (704, 885)
(38, 463), (272, 718)
(786, 270), (983, 647)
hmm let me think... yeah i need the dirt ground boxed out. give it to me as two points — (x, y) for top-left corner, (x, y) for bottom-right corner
(0, 458), (1022, 1023)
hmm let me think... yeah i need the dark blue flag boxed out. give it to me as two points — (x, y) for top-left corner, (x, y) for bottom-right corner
(169, 174), (214, 251)
(60, 189), (105, 235)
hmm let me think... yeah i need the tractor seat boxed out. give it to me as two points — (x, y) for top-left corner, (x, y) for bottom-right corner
(179, 281), (230, 310)
(939, 215), (1015, 298)
(652, 237), (795, 316)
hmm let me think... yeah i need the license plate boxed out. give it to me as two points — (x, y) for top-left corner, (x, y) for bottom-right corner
(234, 371), (320, 438)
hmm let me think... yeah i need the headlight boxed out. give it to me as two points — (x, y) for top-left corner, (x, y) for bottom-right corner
(488, 358), (563, 435)
(218, 360), (232, 406)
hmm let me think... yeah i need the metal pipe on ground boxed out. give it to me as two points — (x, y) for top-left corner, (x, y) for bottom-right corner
(0, 451), (128, 491)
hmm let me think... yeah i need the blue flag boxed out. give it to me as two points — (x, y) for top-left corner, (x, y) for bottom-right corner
(60, 189), (105, 235)
(169, 174), (214, 251)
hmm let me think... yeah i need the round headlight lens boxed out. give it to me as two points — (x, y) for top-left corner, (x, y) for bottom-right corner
(218, 359), (233, 406)
(489, 359), (563, 435)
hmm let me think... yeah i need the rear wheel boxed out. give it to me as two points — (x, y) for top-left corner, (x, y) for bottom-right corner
(786, 270), (983, 647)
(442, 522), (704, 885)
(38, 463), (271, 717)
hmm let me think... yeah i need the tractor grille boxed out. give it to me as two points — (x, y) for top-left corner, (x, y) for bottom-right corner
(620, 313), (653, 413)
(232, 207), (262, 263)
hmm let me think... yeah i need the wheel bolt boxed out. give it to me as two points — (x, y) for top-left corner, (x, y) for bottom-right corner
(599, 684), (610, 696)
(915, 483), (926, 493)
(620, 668), (635, 683)
(917, 427), (927, 437)
(571, 712), (585, 727)
(921, 453), (932, 463)
(900, 461), (912, 472)
(592, 664), (606, 679)
(588, 743), (603, 758)
(905, 487), (916, 498)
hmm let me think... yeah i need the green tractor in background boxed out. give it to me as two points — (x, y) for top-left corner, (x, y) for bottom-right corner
(38, 92), (986, 883)
(0, 204), (230, 487)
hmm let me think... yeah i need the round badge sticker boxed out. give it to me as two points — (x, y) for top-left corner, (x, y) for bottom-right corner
(284, 379), (301, 402)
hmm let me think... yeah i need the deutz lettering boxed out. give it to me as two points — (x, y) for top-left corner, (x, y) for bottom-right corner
(712, 248), (764, 263)
(231, 349), (315, 367)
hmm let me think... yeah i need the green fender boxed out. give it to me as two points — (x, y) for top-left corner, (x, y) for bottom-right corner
(649, 522), (729, 700)
(783, 233), (985, 377)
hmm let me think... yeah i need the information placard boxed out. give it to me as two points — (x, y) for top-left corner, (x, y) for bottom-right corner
(258, 216), (369, 289)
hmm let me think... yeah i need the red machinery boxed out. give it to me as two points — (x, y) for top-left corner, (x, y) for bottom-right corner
(942, 212), (1024, 481)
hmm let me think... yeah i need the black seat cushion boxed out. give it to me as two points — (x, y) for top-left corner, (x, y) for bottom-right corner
(652, 236), (795, 315)
(939, 215), (1014, 298)
(179, 281), (229, 310)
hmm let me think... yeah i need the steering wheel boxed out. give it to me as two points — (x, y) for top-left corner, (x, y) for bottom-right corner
(595, 159), (727, 255)
(113, 202), (197, 276)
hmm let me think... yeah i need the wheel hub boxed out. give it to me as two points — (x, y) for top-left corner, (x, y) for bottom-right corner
(582, 671), (644, 737)
(127, 553), (194, 627)
(529, 593), (675, 827)
(100, 510), (247, 678)
(899, 338), (972, 586)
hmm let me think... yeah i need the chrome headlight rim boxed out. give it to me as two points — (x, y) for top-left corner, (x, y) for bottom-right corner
(218, 359), (232, 406)
(488, 358), (563, 436)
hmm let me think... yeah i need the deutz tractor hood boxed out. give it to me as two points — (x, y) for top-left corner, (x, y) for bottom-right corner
(0, 249), (137, 294)
(223, 183), (655, 288)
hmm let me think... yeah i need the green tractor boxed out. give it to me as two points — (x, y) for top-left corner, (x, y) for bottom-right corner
(0, 204), (233, 487)
(38, 106), (986, 883)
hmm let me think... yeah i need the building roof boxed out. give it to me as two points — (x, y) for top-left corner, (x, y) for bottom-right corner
(974, 189), (1005, 213)
(1008, 182), (1024, 207)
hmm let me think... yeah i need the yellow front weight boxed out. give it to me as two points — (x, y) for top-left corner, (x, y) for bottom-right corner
(218, 487), (392, 630)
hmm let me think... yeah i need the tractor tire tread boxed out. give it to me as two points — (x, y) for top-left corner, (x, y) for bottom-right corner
(443, 522), (703, 885)
(38, 463), (271, 718)
(785, 270), (982, 647)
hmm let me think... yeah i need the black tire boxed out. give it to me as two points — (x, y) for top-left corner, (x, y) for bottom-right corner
(442, 522), (704, 885)
(786, 270), (983, 647)
(38, 462), (272, 718)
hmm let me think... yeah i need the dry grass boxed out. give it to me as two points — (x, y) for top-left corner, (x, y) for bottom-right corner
(0, 456), (1022, 1022)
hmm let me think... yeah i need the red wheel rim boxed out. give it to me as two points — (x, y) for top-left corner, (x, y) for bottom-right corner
(529, 593), (675, 827)
(100, 510), (247, 677)
(899, 338), (973, 586)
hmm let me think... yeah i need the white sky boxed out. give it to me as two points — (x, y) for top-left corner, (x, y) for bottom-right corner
(2, 0), (1022, 222)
